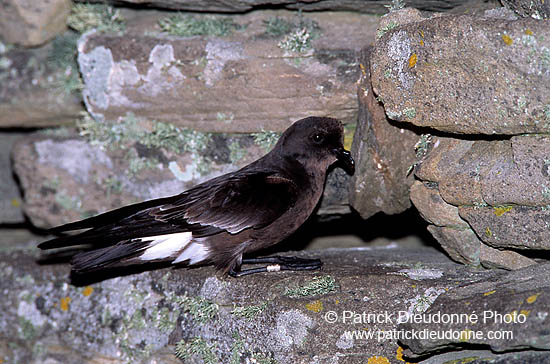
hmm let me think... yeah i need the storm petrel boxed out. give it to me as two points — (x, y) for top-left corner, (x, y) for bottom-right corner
(39, 116), (355, 277)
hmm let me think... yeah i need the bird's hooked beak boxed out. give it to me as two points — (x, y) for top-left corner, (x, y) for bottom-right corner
(334, 148), (355, 175)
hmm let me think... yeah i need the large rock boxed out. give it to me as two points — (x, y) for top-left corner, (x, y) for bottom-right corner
(77, 0), (477, 14)
(77, 11), (371, 133)
(410, 135), (548, 269)
(5, 243), (545, 364)
(400, 263), (550, 357)
(348, 47), (417, 219)
(0, 33), (84, 128)
(0, 0), (71, 47)
(370, 8), (550, 135)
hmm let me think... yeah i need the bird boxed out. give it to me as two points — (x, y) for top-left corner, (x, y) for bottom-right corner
(38, 116), (355, 277)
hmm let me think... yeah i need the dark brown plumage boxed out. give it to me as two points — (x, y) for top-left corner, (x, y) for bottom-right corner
(39, 116), (355, 277)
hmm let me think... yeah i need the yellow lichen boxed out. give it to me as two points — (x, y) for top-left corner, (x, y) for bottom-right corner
(82, 286), (94, 297)
(368, 356), (391, 364)
(11, 198), (21, 207)
(419, 30), (424, 38)
(408, 53), (417, 68)
(483, 290), (496, 296)
(360, 63), (367, 76)
(502, 34), (513, 46)
(485, 227), (492, 237)
(305, 300), (323, 313)
(60, 296), (71, 311)
(527, 293), (540, 304)
(419, 39), (424, 46)
(396, 346), (412, 363)
(494, 206), (513, 216)
(334, 299), (340, 304)
(520, 309), (531, 317)
(525, 28), (534, 36)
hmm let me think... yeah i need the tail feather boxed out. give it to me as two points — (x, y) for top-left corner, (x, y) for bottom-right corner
(71, 240), (149, 274)
(48, 196), (176, 234)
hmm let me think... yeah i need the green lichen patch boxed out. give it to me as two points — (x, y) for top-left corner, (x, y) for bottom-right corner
(384, 0), (406, 12)
(414, 134), (433, 158)
(175, 294), (219, 323)
(284, 275), (337, 298)
(403, 107), (417, 119)
(77, 112), (213, 177)
(252, 130), (280, 152)
(67, 3), (125, 34)
(47, 32), (83, 95)
(231, 301), (268, 319)
(377, 21), (399, 39)
(174, 337), (217, 363)
(158, 14), (242, 37)
(264, 12), (320, 39)
(279, 28), (313, 53)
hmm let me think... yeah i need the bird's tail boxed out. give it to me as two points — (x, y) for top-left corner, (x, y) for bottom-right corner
(70, 240), (149, 274)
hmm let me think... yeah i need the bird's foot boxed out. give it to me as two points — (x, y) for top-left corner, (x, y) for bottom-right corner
(229, 255), (322, 277)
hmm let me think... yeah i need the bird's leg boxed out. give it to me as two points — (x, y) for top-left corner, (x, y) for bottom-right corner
(229, 255), (323, 277)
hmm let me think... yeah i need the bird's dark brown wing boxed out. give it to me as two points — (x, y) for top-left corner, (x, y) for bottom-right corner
(152, 173), (299, 234)
(38, 169), (300, 250)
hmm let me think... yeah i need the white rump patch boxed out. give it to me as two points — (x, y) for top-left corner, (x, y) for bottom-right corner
(139, 232), (192, 261)
(172, 241), (210, 265)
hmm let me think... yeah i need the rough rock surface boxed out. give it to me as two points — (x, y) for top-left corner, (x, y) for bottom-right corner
(5, 244), (547, 364)
(77, 11), (372, 133)
(348, 47), (417, 219)
(400, 262), (550, 357)
(0, 32), (84, 128)
(78, 0), (476, 14)
(370, 8), (550, 135)
(0, 133), (25, 224)
(0, 0), (71, 47)
(410, 135), (546, 270)
(12, 129), (349, 229)
(502, 0), (550, 19)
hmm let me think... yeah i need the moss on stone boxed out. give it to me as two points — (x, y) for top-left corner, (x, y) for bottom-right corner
(175, 337), (217, 363)
(158, 14), (242, 37)
(284, 275), (337, 298)
(175, 294), (219, 323)
(67, 3), (125, 34)
(231, 301), (268, 319)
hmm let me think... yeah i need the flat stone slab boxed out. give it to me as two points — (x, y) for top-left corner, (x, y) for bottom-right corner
(78, 11), (378, 133)
(0, 245), (520, 364)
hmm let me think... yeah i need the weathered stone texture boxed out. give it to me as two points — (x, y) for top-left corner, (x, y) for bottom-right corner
(349, 47), (417, 219)
(501, 0), (550, 19)
(0, 0), (71, 46)
(400, 263), (550, 357)
(0, 37), (84, 128)
(370, 8), (550, 135)
(77, 11), (371, 133)
(0, 246), (512, 364)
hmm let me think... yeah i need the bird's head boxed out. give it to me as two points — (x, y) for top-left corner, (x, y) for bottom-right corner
(274, 116), (355, 175)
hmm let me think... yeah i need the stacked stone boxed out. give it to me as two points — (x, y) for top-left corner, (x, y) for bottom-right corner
(367, 7), (550, 269)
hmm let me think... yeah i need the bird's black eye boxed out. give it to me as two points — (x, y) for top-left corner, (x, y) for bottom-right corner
(312, 133), (324, 144)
